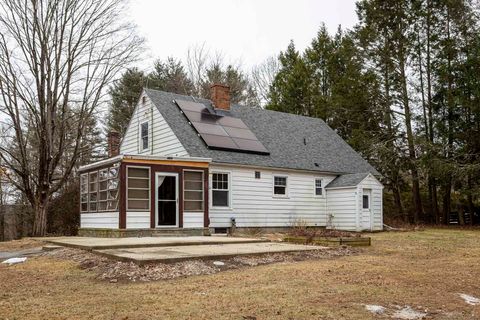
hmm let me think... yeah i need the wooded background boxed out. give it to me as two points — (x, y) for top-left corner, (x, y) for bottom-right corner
(1, 0), (479, 235)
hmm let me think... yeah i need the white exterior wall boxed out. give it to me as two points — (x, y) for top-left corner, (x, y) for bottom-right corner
(80, 212), (119, 229)
(120, 92), (189, 157)
(325, 188), (358, 231)
(126, 211), (150, 229)
(358, 175), (383, 231)
(209, 164), (336, 228)
(326, 174), (383, 231)
(183, 212), (204, 228)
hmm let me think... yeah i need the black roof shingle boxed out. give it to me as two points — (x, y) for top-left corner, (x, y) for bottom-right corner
(145, 88), (378, 175)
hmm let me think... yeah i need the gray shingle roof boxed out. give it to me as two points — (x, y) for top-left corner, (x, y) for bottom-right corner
(325, 172), (370, 188)
(145, 88), (378, 175)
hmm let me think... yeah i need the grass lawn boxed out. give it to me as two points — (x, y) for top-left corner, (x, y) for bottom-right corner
(1, 229), (479, 319)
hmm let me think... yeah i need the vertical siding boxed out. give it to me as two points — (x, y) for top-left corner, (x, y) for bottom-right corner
(119, 92), (189, 157)
(326, 188), (358, 231)
(80, 212), (119, 229)
(358, 175), (383, 231)
(126, 211), (150, 229)
(209, 164), (336, 228)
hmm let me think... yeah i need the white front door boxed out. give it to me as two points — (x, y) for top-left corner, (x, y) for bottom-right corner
(361, 189), (372, 231)
(155, 172), (179, 227)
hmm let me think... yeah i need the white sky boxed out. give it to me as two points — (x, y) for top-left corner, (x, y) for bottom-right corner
(127, 0), (359, 70)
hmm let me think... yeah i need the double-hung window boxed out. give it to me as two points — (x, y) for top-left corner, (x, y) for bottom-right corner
(314, 178), (323, 196)
(212, 173), (229, 207)
(273, 176), (287, 196)
(139, 121), (149, 152)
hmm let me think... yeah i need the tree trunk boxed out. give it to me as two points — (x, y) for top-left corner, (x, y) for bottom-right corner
(442, 180), (451, 225)
(32, 199), (49, 236)
(399, 52), (423, 223)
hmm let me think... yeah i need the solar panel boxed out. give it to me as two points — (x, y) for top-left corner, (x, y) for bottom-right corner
(174, 99), (269, 155)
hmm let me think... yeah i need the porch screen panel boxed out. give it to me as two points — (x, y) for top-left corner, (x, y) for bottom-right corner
(127, 167), (150, 210)
(107, 167), (119, 211)
(80, 173), (88, 212)
(184, 171), (204, 211)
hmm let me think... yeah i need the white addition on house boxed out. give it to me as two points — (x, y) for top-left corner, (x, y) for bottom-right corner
(79, 84), (383, 235)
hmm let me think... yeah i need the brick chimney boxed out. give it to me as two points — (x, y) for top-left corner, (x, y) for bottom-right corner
(210, 83), (230, 111)
(107, 130), (120, 157)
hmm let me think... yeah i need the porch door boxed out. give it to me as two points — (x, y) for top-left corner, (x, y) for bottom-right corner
(155, 173), (178, 227)
(361, 189), (372, 230)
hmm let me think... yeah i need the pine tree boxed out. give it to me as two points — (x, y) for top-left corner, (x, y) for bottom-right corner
(267, 41), (314, 115)
(148, 57), (194, 95)
(106, 68), (147, 135)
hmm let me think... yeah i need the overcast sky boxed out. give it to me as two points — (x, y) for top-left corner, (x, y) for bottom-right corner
(128, 0), (359, 70)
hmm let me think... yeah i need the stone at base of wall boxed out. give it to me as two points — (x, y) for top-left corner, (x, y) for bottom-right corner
(78, 228), (210, 238)
(211, 226), (329, 235)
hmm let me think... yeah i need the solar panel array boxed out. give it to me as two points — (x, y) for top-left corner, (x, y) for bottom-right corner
(174, 99), (269, 155)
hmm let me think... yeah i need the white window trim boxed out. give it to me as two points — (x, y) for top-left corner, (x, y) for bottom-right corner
(183, 169), (204, 212)
(314, 177), (325, 197)
(126, 165), (151, 211)
(210, 171), (232, 209)
(138, 120), (150, 153)
(80, 173), (89, 213)
(272, 174), (289, 198)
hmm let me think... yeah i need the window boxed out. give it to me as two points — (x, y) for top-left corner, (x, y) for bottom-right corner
(273, 176), (287, 196)
(127, 167), (150, 210)
(98, 169), (108, 211)
(184, 171), (204, 211)
(80, 174), (88, 212)
(212, 173), (229, 207)
(363, 195), (369, 209)
(255, 171), (261, 179)
(315, 178), (323, 196)
(80, 166), (119, 213)
(107, 167), (119, 210)
(140, 121), (149, 151)
(88, 171), (98, 211)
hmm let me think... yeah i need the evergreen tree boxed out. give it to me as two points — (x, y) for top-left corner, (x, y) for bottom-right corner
(267, 41), (314, 115)
(148, 57), (194, 95)
(106, 68), (147, 135)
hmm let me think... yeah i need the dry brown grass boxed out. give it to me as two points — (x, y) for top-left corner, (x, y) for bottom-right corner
(1, 229), (480, 319)
(0, 238), (44, 252)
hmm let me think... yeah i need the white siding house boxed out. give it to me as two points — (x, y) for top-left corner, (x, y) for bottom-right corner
(209, 164), (336, 228)
(79, 87), (384, 234)
(326, 173), (383, 231)
(120, 92), (189, 157)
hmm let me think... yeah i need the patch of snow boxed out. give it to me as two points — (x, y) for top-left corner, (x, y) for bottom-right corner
(2, 257), (27, 265)
(392, 306), (427, 320)
(365, 305), (386, 314)
(213, 261), (225, 266)
(458, 293), (480, 306)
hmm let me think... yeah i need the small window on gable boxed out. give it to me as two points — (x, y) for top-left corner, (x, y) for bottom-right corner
(273, 176), (287, 196)
(315, 178), (323, 196)
(363, 195), (369, 209)
(142, 96), (146, 105)
(140, 121), (149, 151)
(255, 171), (261, 179)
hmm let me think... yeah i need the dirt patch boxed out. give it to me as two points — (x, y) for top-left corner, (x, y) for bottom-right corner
(41, 245), (358, 282)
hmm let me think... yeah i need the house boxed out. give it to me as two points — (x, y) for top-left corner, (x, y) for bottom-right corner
(78, 84), (383, 236)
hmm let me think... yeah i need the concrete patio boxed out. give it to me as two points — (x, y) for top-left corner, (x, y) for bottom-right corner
(94, 242), (321, 264)
(41, 236), (322, 264)
(43, 236), (268, 250)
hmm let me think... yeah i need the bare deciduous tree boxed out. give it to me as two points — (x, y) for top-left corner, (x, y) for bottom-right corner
(251, 56), (279, 107)
(0, 0), (143, 236)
